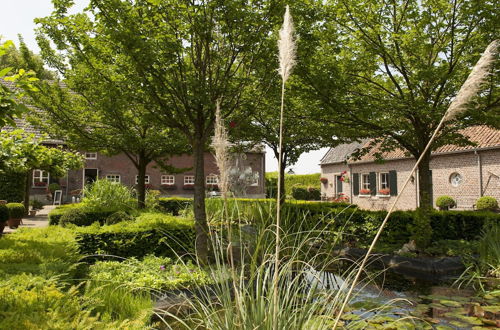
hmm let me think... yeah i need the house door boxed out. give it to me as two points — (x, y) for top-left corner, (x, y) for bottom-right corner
(335, 175), (343, 196)
(83, 168), (98, 188)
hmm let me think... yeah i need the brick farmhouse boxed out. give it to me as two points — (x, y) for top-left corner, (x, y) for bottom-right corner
(0, 81), (266, 203)
(320, 126), (500, 210)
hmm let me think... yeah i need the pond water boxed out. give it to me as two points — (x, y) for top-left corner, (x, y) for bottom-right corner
(305, 267), (499, 329)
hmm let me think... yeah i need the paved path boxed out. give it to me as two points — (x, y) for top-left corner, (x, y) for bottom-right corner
(3, 205), (55, 234)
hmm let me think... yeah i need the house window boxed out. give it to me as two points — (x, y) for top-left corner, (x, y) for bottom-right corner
(85, 152), (97, 160)
(360, 173), (370, 194)
(379, 172), (389, 190)
(450, 173), (462, 187)
(106, 175), (121, 183)
(33, 170), (49, 187)
(161, 175), (175, 185)
(135, 175), (150, 184)
(206, 174), (219, 185)
(184, 176), (195, 184)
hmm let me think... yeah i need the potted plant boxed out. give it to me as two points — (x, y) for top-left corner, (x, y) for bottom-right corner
(436, 195), (456, 211)
(360, 188), (371, 195)
(29, 199), (44, 216)
(34, 181), (47, 187)
(6, 203), (25, 229)
(320, 177), (328, 184)
(378, 188), (390, 196)
(0, 202), (8, 235)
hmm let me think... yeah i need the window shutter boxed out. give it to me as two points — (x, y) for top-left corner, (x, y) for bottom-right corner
(369, 172), (377, 195)
(352, 173), (359, 196)
(389, 170), (398, 196)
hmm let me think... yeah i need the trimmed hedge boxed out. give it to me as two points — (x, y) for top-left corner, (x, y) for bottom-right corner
(476, 196), (498, 211)
(291, 186), (321, 201)
(158, 197), (193, 215)
(59, 208), (116, 227)
(0, 204), (8, 223)
(265, 172), (321, 198)
(49, 204), (117, 226)
(0, 172), (25, 203)
(74, 213), (195, 259)
(6, 203), (25, 219)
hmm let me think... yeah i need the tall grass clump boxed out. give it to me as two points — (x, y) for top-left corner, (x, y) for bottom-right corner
(82, 179), (134, 211)
(153, 201), (395, 330)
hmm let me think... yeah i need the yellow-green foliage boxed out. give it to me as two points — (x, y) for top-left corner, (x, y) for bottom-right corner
(0, 227), (79, 279)
(0, 275), (150, 330)
(266, 172), (320, 196)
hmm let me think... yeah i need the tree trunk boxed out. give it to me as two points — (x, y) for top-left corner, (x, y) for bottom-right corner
(23, 170), (31, 215)
(136, 155), (147, 209)
(417, 150), (433, 209)
(193, 138), (209, 264)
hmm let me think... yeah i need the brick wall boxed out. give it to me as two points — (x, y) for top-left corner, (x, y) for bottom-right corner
(321, 148), (500, 211)
(32, 151), (266, 203)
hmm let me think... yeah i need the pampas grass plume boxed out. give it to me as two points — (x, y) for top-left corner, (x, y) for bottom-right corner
(278, 5), (297, 83)
(445, 40), (499, 121)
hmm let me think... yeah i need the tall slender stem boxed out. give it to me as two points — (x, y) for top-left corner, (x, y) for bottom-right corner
(273, 77), (286, 329)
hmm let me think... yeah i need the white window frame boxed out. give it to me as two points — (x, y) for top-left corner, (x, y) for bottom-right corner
(106, 174), (121, 183)
(379, 172), (389, 191)
(206, 174), (219, 185)
(85, 152), (97, 160)
(135, 175), (150, 184)
(33, 169), (50, 187)
(161, 175), (175, 185)
(450, 172), (463, 187)
(184, 175), (195, 185)
(360, 173), (370, 194)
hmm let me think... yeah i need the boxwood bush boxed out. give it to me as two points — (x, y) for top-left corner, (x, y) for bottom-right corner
(0, 204), (8, 223)
(59, 208), (116, 227)
(158, 197), (193, 215)
(476, 196), (498, 211)
(436, 195), (456, 210)
(74, 213), (195, 259)
(6, 203), (25, 219)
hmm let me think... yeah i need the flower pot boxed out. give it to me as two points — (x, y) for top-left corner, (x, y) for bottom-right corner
(7, 218), (22, 229)
(29, 210), (37, 216)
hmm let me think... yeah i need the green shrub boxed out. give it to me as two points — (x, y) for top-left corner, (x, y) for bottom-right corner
(30, 199), (44, 210)
(82, 179), (134, 212)
(48, 182), (61, 194)
(0, 227), (79, 279)
(265, 172), (321, 197)
(410, 208), (433, 248)
(478, 223), (500, 277)
(105, 210), (134, 225)
(291, 186), (309, 200)
(436, 195), (456, 210)
(48, 204), (82, 225)
(145, 189), (161, 210)
(88, 255), (210, 292)
(0, 171), (25, 203)
(59, 207), (115, 227)
(0, 204), (8, 223)
(158, 197), (193, 215)
(0, 274), (149, 329)
(6, 203), (25, 219)
(74, 213), (195, 259)
(476, 196), (498, 211)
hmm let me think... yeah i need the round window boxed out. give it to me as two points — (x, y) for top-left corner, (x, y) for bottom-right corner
(449, 173), (463, 187)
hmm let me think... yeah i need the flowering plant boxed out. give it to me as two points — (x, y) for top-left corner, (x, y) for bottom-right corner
(360, 188), (371, 195)
(34, 181), (47, 187)
(330, 193), (349, 203)
(340, 170), (350, 183)
(320, 177), (328, 184)
(378, 189), (390, 195)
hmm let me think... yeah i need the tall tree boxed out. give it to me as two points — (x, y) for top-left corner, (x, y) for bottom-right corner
(34, 0), (294, 262)
(0, 36), (56, 80)
(304, 0), (499, 208)
(0, 129), (83, 212)
(24, 49), (189, 208)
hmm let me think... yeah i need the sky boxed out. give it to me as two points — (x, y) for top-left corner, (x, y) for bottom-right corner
(0, 0), (329, 174)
